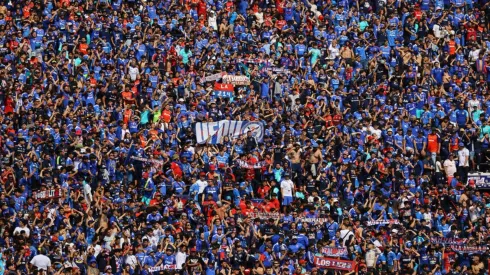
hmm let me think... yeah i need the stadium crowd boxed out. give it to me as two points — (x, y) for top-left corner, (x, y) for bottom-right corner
(2, 0), (490, 274)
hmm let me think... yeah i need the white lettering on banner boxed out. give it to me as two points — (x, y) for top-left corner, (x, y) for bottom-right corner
(148, 264), (176, 272)
(450, 245), (487, 254)
(366, 219), (400, 226)
(430, 237), (468, 245)
(235, 160), (267, 169)
(321, 247), (348, 257)
(195, 120), (264, 144)
(468, 173), (490, 188)
(300, 218), (329, 224)
(201, 72), (225, 83)
(34, 188), (62, 200)
(131, 156), (165, 166)
(313, 257), (355, 271)
(222, 75), (250, 85)
(248, 212), (281, 219)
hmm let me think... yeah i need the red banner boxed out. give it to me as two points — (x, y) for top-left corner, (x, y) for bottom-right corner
(33, 188), (62, 200)
(313, 257), (356, 271)
(214, 83), (234, 91)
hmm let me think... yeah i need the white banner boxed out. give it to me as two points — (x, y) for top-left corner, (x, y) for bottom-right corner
(201, 72), (225, 83)
(195, 120), (264, 144)
(222, 75), (250, 85)
(366, 219), (400, 226)
(248, 212), (281, 219)
(300, 218), (329, 224)
(148, 264), (176, 272)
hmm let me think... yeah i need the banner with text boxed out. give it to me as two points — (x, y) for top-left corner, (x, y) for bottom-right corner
(468, 173), (490, 189)
(195, 120), (264, 144)
(131, 156), (165, 166)
(321, 247), (348, 257)
(34, 188), (62, 200)
(431, 237), (468, 245)
(313, 257), (355, 271)
(248, 212), (281, 220)
(222, 75), (250, 85)
(300, 218), (329, 224)
(366, 219), (400, 226)
(213, 83), (234, 98)
(201, 72), (225, 83)
(149, 264), (176, 272)
(235, 159), (267, 169)
(450, 245), (487, 254)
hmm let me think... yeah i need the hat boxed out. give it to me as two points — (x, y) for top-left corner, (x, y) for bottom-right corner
(459, 142), (464, 146)
(178, 98), (184, 102)
(209, 164), (216, 171)
(190, 248), (197, 252)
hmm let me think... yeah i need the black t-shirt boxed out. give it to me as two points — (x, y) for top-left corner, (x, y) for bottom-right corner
(275, 146), (287, 161)
(261, 224), (276, 235)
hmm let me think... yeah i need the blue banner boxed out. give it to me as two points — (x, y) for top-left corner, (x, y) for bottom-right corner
(468, 173), (490, 189)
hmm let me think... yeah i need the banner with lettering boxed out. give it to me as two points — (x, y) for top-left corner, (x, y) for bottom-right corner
(131, 156), (165, 166)
(467, 173), (490, 189)
(430, 237), (468, 245)
(248, 212), (281, 220)
(268, 67), (290, 74)
(235, 159), (267, 169)
(222, 75), (250, 85)
(34, 188), (62, 200)
(213, 83), (234, 98)
(321, 247), (348, 257)
(148, 264), (176, 272)
(450, 245), (487, 254)
(366, 219), (400, 226)
(201, 72), (225, 83)
(313, 257), (355, 271)
(237, 58), (271, 64)
(300, 218), (329, 224)
(195, 120), (264, 144)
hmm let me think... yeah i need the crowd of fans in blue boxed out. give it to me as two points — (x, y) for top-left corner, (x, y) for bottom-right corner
(2, 0), (490, 274)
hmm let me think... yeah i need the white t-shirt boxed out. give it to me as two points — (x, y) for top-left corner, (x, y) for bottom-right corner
(13, 226), (30, 237)
(468, 99), (480, 110)
(196, 179), (208, 194)
(365, 248), (380, 267)
(433, 24), (442, 38)
(443, 159), (457, 176)
(176, 251), (187, 269)
(328, 44), (340, 60)
(125, 255), (138, 268)
(458, 148), (470, 167)
(254, 12), (264, 24)
(30, 255), (52, 270)
(128, 66), (139, 81)
(280, 179), (294, 197)
(339, 229), (354, 246)
(208, 14), (218, 30)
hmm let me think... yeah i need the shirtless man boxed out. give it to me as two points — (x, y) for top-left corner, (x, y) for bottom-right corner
(309, 145), (323, 177)
(288, 144), (302, 174)
(471, 255), (484, 274)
